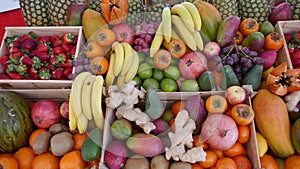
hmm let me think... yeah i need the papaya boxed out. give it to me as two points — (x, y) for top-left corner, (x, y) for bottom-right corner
(194, 0), (222, 42)
(82, 9), (108, 41)
(216, 15), (241, 47)
(241, 32), (265, 52)
(253, 89), (295, 158)
(292, 118), (300, 154)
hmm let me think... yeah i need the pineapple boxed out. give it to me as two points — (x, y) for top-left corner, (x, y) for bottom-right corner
(19, 0), (50, 26)
(238, 0), (272, 23)
(286, 0), (300, 20)
(209, 0), (239, 20)
(87, 0), (102, 13)
(145, 3), (171, 23)
(48, 0), (76, 26)
(126, 0), (145, 27)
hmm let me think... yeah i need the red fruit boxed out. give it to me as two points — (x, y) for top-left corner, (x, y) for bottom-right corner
(38, 67), (51, 80)
(37, 35), (51, 43)
(60, 101), (69, 118)
(7, 72), (24, 79)
(104, 141), (128, 169)
(0, 55), (9, 64)
(53, 46), (65, 54)
(288, 44), (296, 55)
(10, 47), (21, 54)
(284, 33), (293, 42)
(21, 39), (37, 51)
(291, 50), (300, 61)
(293, 32), (300, 43)
(64, 67), (73, 78)
(11, 52), (24, 59)
(151, 119), (169, 135)
(31, 100), (61, 128)
(36, 52), (49, 62)
(258, 49), (277, 70)
(51, 68), (64, 80)
(0, 73), (10, 79)
(20, 56), (33, 66)
(112, 23), (135, 46)
(62, 33), (76, 44)
(179, 52), (208, 80)
(62, 41), (73, 53)
(269, 2), (292, 25)
(60, 59), (72, 68)
(36, 43), (49, 53)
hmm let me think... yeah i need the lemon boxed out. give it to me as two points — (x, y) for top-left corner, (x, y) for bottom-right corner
(256, 132), (268, 157)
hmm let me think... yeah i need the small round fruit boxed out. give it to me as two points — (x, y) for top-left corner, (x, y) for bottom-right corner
(160, 78), (178, 92)
(138, 62), (153, 79)
(142, 78), (160, 91)
(145, 56), (155, 67)
(138, 52), (147, 63)
(96, 28), (116, 47)
(133, 76), (142, 86)
(152, 69), (165, 82)
(161, 110), (174, 123)
(153, 49), (172, 69)
(205, 95), (228, 113)
(111, 119), (133, 140)
(167, 39), (186, 58)
(164, 65), (180, 80)
(230, 103), (254, 125)
(181, 79), (199, 92)
(89, 56), (109, 75)
(225, 85), (246, 105)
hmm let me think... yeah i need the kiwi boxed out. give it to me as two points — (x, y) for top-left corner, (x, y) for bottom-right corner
(150, 155), (170, 169)
(50, 132), (74, 156)
(125, 155), (149, 169)
(32, 131), (52, 155)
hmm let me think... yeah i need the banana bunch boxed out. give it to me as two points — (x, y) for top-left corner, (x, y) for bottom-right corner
(69, 72), (105, 134)
(150, 1), (204, 57)
(105, 42), (139, 90)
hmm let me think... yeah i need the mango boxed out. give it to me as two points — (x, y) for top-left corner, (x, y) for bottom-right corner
(216, 16), (241, 47)
(242, 64), (263, 91)
(194, 0), (222, 41)
(67, 2), (87, 26)
(292, 118), (300, 154)
(126, 133), (163, 157)
(241, 32), (265, 52)
(259, 20), (274, 36)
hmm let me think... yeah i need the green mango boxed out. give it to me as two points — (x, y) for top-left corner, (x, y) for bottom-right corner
(221, 65), (239, 90)
(242, 64), (263, 90)
(81, 128), (102, 162)
(198, 70), (216, 91)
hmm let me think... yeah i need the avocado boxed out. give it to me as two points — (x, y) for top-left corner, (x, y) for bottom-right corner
(81, 128), (102, 162)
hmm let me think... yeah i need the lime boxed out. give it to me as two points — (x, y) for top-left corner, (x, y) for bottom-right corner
(142, 78), (160, 91)
(161, 78), (178, 92)
(164, 65), (180, 80)
(145, 56), (155, 67)
(181, 79), (199, 92)
(138, 52), (147, 64)
(152, 69), (165, 82)
(133, 75), (142, 86)
(138, 62), (153, 79)
(111, 119), (133, 140)
(256, 132), (268, 157)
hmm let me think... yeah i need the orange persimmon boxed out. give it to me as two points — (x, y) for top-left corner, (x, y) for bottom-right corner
(96, 28), (116, 47)
(230, 104), (254, 126)
(153, 49), (172, 69)
(233, 31), (244, 45)
(239, 18), (259, 37)
(205, 95), (228, 113)
(89, 56), (109, 75)
(85, 41), (105, 58)
(264, 32), (284, 50)
(168, 39), (187, 58)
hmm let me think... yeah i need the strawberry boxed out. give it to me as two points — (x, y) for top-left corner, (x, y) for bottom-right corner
(6, 64), (18, 73)
(53, 39), (62, 47)
(62, 33), (76, 44)
(51, 34), (59, 43)
(11, 52), (24, 59)
(49, 54), (59, 67)
(70, 46), (77, 59)
(36, 42), (50, 53)
(60, 58), (72, 69)
(19, 31), (36, 43)
(51, 68), (64, 79)
(38, 67), (51, 80)
(20, 55), (33, 66)
(0, 55), (9, 64)
(53, 46), (64, 55)
(288, 43), (296, 55)
(293, 32), (300, 43)
(63, 67), (73, 78)
(11, 40), (21, 49)
(46, 63), (56, 71)
(21, 39), (37, 51)
(32, 57), (43, 70)
(62, 41), (73, 53)
(10, 47), (21, 54)
(1, 64), (8, 73)
(38, 35), (51, 43)
(7, 72), (24, 79)
(0, 73), (10, 79)
(56, 53), (68, 64)
(29, 67), (38, 76)
(284, 33), (293, 42)
(16, 64), (28, 75)
(36, 52), (49, 62)
(27, 74), (39, 80)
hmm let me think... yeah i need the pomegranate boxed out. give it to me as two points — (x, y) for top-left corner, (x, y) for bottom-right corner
(60, 100), (69, 118)
(31, 100), (61, 128)
(179, 51), (208, 80)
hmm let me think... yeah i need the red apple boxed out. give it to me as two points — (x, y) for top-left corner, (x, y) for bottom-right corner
(203, 42), (221, 59)
(60, 100), (69, 118)
(179, 52), (208, 80)
(105, 141), (128, 169)
(200, 114), (238, 151)
(112, 23), (135, 46)
(225, 86), (247, 105)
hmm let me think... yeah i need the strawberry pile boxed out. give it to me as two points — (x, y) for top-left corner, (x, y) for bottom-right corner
(0, 31), (78, 80)
(285, 31), (300, 69)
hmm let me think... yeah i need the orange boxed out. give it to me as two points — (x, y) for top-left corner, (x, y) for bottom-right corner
(237, 125), (250, 144)
(60, 150), (86, 169)
(171, 100), (186, 116)
(13, 147), (36, 169)
(199, 150), (218, 168)
(0, 156), (18, 169)
(192, 163), (204, 169)
(32, 152), (59, 169)
(223, 142), (245, 157)
(233, 155), (252, 169)
(260, 154), (279, 169)
(284, 155), (300, 169)
(210, 148), (224, 159)
(73, 133), (88, 150)
(205, 95), (228, 114)
(215, 157), (237, 169)
(29, 128), (48, 148)
(193, 135), (208, 150)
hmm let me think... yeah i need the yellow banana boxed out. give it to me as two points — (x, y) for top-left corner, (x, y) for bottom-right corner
(77, 115), (88, 134)
(162, 7), (172, 43)
(111, 42), (124, 76)
(68, 91), (77, 131)
(181, 1), (202, 31)
(71, 72), (91, 120)
(105, 53), (116, 86)
(91, 75), (105, 130)
(171, 15), (197, 51)
(150, 23), (163, 58)
(120, 43), (134, 76)
(193, 30), (204, 50)
(172, 29), (180, 40)
(171, 4), (195, 33)
(81, 75), (95, 120)
(124, 50), (139, 83)
(117, 75), (126, 90)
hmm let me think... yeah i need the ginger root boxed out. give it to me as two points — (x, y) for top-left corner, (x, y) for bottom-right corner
(165, 110), (206, 163)
(285, 91), (300, 112)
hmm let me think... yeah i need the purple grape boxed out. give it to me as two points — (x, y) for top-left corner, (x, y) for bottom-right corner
(82, 58), (90, 65)
(213, 55), (222, 64)
(231, 53), (239, 64)
(233, 65), (241, 74)
(249, 51), (258, 57)
(135, 38), (145, 46)
(225, 57), (234, 66)
(75, 57), (84, 65)
(144, 34), (153, 44)
(241, 58), (252, 69)
(236, 73), (243, 82)
(141, 42), (149, 49)
(134, 45), (143, 51)
(68, 73), (76, 80)
(242, 47), (250, 54)
(83, 64), (90, 71)
(142, 48), (150, 53)
(254, 57), (265, 65)
(215, 63), (223, 72)
(220, 53), (226, 59)
(222, 46), (232, 54)
(75, 65), (84, 74)
(147, 28), (156, 36)
(140, 32), (147, 39)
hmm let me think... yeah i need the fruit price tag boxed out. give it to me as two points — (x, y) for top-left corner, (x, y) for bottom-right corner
(0, 0), (20, 13)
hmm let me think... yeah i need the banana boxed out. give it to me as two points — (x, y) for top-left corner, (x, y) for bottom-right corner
(120, 43), (134, 76)
(171, 4), (195, 33)
(172, 29), (180, 40)
(150, 22), (163, 58)
(71, 72), (91, 120)
(81, 75), (95, 120)
(181, 1), (202, 31)
(117, 75), (126, 90)
(111, 42), (124, 76)
(105, 53), (116, 86)
(77, 115), (88, 134)
(162, 7), (172, 43)
(68, 91), (77, 131)
(193, 30), (204, 50)
(124, 50), (139, 83)
(91, 75), (105, 130)
(171, 15), (197, 51)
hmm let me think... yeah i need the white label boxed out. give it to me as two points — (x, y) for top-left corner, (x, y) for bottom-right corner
(0, 0), (20, 13)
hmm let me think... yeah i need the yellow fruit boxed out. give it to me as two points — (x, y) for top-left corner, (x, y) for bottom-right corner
(256, 132), (268, 157)
(262, 66), (275, 80)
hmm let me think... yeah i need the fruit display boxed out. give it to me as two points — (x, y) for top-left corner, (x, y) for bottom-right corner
(1, 0), (300, 168)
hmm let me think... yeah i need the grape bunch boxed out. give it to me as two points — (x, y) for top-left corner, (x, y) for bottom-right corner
(220, 45), (264, 81)
(133, 21), (160, 54)
(72, 54), (91, 77)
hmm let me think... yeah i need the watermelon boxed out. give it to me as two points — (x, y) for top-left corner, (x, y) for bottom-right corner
(0, 92), (34, 153)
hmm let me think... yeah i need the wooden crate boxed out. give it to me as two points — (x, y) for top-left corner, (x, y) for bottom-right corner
(275, 20), (300, 69)
(0, 26), (86, 89)
(100, 91), (261, 168)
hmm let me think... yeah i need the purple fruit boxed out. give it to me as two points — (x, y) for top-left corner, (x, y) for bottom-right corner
(269, 2), (292, 25)
(216, 16), (241, 47)
(67, 2), (87, 26)
(185, 95), (208, 134)
(104, 141), (128, 169)
(151, 118), (170, 135)
(258, 49), (277, 70)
